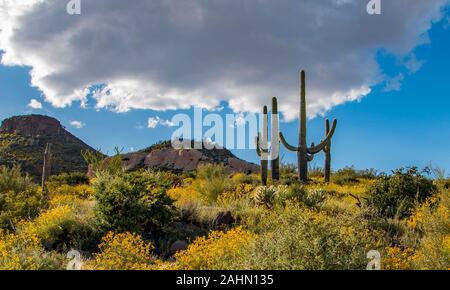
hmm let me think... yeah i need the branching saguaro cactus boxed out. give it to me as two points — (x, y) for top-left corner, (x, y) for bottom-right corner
(256, 98), (280, 185)
(279, 71), (337, 183)
(324, 119), (332, 183)
(256, 106), (269, 185)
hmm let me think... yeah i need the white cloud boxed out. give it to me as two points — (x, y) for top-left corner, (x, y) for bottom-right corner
(383, 73), (405, 92)
(147, 117), (160, 129)
(27, 98), (42, 109)
(69, 120), (85, 129)
(1, 0), (449, 121)
(147, 116), (176, 129)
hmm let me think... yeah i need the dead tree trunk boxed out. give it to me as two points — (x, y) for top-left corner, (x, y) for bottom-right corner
(41, 143), (52, 194)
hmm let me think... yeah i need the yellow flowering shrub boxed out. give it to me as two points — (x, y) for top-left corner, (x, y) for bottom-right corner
(411, 190), (450, 269)
(20, 205), (75, 242)
(168, 184), (205, 207)
(87, 232), (153, 270)
(0, 231), (64, 270)
(49, 184), (93, 199)
(383, 247), (415, 270)
(174, 227), (255, 270)
(217, 184), (254, 206)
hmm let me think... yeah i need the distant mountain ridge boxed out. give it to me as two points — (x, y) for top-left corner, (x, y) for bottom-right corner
(0, 114), (259, 178)
(117, 140), (259, 174)
(0, 115), (99, 178)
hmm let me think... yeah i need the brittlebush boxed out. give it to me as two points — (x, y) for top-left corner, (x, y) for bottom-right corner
(0, 231), (64, 270)
(87, 232), (153, 270)
(173, 227), (255, 270)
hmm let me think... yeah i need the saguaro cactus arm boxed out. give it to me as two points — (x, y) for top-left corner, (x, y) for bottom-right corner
(279, 132), (301, 152)
(306, 119), (337, 155)
(256, 134), (269, 156)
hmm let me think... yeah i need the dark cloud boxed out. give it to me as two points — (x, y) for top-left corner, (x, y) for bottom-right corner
(0, 0), (448, 120)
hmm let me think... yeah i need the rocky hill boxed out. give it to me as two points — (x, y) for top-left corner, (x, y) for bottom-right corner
(0, 115), (99, 178)
(0, 115), (259, 178)
(116, 140), (259, 174)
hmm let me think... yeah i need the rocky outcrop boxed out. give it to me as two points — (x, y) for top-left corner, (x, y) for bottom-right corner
(117, 141), (259, 174)
(0, 115), (100, 178)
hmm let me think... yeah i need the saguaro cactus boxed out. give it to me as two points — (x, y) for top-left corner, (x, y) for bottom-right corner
(41, 143), (52, 193)
(256, 98), (280, 184)
(279, 71), (337, 183)
(270, 97), (280, 181)
(256, 106), (269, 185)
(324, 119), (332, 183)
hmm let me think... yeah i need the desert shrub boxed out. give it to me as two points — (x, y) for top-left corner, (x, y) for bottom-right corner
(195, 164), (232, 202)
(49, 184), (93, 199)
(0, 231), (65, 270)
(357, 168), (379, 179)
(217, 184), (255, 206)
(409, 189), (450, 269)
(174, 227), (255, 270)
(18, 205), (98, 252)
(231, 173), (259, 185)
(0, 167), (47, 229)
(332, 166), (359, 185)
(278, 163), (299, 185)
(0, 165), (35, 194)
(382, 246), (415, 270)
(48, 172), (89, 186)
(241, 204), (383, 270)
(364, 167), (438, 219)
(279, 184), (327, 209)
(0, 165), (48, 229)
(82, 148), (121, 176)
(93, 171), (174, 234)
(252, 185), (287, 208)
(308, 165), (324, 178)
(87, 232), (153, 270)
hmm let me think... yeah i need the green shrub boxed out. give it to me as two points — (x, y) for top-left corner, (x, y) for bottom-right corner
(48, 172), (90, 186)
(0, 165), (34, 194)
(252, 186), (284, 208)
(240, 204), (383, 270)
(93, 171), (175, 234)
(308, 165), (324, 178)
(18, 205), (99, 253)
(195, 164), (231, 202)
(332, 166), (359, 185)
(280, 184), (327, 209)
(364, 167), (438, 219)
(0, 166), (47, 229)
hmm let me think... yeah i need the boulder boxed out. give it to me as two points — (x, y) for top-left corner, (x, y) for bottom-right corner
(169, 240), (188, 255)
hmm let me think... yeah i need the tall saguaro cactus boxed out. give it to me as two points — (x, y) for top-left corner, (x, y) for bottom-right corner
(256, 98), (280, 184)
(256, 106), (269, 185)
(270, 97), (280, 181)
(279, 71), (337, 183)
(324, 119), (332, 183)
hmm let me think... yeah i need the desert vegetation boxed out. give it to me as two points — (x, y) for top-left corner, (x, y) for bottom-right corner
(0, 158), (448, 270)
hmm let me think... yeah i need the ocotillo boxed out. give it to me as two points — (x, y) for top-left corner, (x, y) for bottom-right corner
(279, 70), (337, 183)
(324, 119), (332, 183)
(256, 106), (269, 185)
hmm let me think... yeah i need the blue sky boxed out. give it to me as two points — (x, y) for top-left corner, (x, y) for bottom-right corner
(0, 1), (449, 175)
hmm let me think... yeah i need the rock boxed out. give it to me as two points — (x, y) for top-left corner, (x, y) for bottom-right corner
(120, 152), (147, 171)
(120, 140), (260, 174)
(213, 211), (236, 229)
(169, 240), (188, 255)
